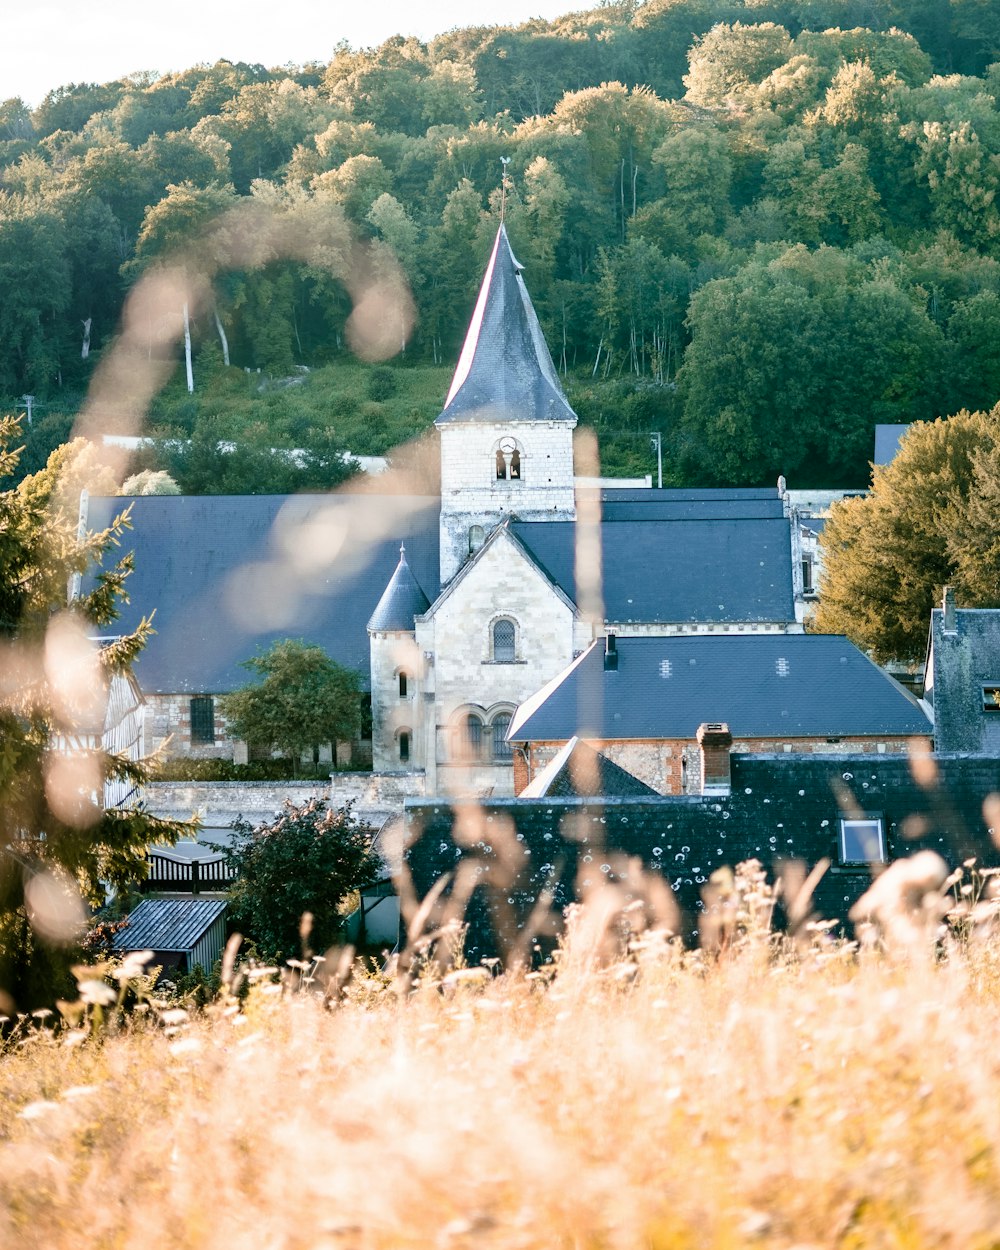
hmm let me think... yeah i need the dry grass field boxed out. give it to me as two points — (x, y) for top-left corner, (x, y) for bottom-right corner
(3, 863), (1000, 1250)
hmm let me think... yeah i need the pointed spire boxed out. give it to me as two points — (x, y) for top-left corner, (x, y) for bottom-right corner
(435, 224), (577, 427)
(367, 545), (430, 633)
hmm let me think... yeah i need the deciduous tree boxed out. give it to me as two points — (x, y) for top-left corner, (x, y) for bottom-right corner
(813, 405), (1000, 662)
(219, 640), (362, 771)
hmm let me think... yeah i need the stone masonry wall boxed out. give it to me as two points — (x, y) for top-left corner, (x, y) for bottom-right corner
(144, 692), (234, 760)
(145, 771), (427, 830)
(438, 420), (576, 583)
(523, 735), (922, 796)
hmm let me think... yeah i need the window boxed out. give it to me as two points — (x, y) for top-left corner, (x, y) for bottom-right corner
(398, 671), (409, 698)
(838, 815), (886, 864)
(801, 556), (815, 595)
(492, 618), (516, 662)
(495, 437), (522, 483)
(983, 684), (1000, 712)
(492, 713), (513, 761)
(398, 730), (410, 763)
(464, 713), (483, 760)
(190, 695), (215, 745)
(469, 525), (485, 554)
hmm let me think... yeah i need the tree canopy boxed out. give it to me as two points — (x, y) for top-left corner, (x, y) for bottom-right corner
(1, 3), (1000, 486)
(224, 797), (379, 959)
(813, 404), (1000, 663)
(219, 640), (362, 769)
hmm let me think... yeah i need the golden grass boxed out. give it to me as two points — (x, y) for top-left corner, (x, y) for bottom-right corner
(4, 916), (1000, 1250)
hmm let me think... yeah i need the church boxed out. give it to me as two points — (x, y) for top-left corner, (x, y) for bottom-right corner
(86, 223), (928, 796)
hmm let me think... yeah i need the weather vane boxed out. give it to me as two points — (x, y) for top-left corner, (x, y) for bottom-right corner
(500, 156), (511, 222)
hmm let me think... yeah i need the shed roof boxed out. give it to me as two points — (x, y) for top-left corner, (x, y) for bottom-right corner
(436, 224), (577, 427)
(512, 517), (796, 623)
(113, 897), (227, 954)
(84, 493), (440, 693)
(509, 634), (932, 743)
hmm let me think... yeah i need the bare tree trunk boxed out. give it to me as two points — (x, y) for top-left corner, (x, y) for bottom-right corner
(183, 301), (194, 394)
(592, 335), (604, 379)
(81, 317), (91, 360)
(213, 305), (230, 367)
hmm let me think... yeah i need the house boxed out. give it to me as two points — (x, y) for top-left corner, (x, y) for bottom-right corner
(507, 633), (933, 795)
(925, 588), (1000, 755)
(402, 739), (1000, 960)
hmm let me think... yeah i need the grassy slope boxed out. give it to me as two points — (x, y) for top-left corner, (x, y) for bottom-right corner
(3, 920), (1000, 1247)
(145, 357), (681, 481)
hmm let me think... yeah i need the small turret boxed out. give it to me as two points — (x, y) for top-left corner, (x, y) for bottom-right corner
(368, 545), (430, 772)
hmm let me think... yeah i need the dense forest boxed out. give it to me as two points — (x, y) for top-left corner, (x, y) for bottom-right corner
(3, 0), (1000, 488)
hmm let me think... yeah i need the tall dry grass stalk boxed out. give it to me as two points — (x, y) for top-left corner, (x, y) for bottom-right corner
(4, 878), (1000, 1249)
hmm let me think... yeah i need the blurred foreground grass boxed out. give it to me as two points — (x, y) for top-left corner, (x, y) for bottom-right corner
(3, 897), (1000, 1250)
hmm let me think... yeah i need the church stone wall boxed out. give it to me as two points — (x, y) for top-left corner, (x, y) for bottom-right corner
(369, 632), (424, 772)
(439, 420), (576, 583)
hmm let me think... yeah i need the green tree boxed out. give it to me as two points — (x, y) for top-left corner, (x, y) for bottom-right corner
(0, 420), (188, 1008)
(813, 405), (1000, 662)
(219, 640), (362, 771)
(224, 797), (378, 960)
(678, 244), (946, 484)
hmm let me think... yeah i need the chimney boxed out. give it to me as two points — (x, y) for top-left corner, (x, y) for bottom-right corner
(942, 586), (957, 634)
(697, 722), (733, 796)
(604, 633), (618, 671)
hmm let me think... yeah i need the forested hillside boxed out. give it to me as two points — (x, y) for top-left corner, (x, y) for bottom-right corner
(3, 0), (1000, 488)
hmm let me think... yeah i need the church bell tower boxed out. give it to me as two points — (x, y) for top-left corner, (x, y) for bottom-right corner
(435, 224), (578, 585)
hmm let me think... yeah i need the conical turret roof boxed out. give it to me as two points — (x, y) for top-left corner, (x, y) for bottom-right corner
(367, 545), (431, 632)
(435, 224), (577, 426)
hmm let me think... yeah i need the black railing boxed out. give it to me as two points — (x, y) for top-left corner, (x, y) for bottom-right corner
(144, 851), (236, 894)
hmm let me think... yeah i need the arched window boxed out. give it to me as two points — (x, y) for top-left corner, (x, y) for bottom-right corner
(494, 437), (523, 483)
(491, 713), (512, 761)
(492, 618), (516, 662)
(398, 730), (410, 763)
(398, 671), (409, 698)
(464, 713), (483, 760)
(469, 524), (485, 554)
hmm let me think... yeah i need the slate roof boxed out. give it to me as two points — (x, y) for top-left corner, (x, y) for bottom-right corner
(520, 736), (658, 798)
(512, 517), (796, 623)
(874, 424), (910, 466)
(435, 224), (577, 426)
(84, 494), (440, 693)
(368, 545), (431, 632)
(113, 897), (226, 954)
(508, 634), (932, 742)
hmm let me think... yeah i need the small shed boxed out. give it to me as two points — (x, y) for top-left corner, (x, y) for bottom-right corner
(114, 898), (228, 975)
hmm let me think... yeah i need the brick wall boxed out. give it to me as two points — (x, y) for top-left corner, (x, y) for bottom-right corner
(522, 735), (920, 796)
